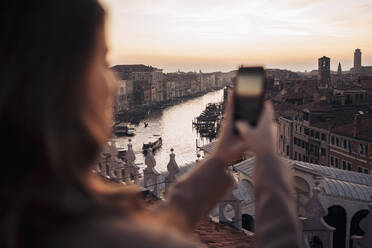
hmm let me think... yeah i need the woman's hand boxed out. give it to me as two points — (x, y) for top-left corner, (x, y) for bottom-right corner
(236, 101), (277, 158)
(212, 92), (248, 165)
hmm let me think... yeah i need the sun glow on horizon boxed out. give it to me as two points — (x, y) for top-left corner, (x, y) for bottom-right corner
(104, 0), (372, 72)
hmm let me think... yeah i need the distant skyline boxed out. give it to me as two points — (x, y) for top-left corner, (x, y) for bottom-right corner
(103, 0), (372, 73)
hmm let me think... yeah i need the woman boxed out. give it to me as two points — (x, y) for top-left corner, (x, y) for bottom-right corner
(0, 0), (301, 247)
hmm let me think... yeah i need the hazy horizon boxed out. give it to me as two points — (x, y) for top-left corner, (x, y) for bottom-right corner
(103, 0), (372, 73)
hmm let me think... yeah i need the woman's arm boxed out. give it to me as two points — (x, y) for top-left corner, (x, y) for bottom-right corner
(254, 155), (301, 248)
(236, 102), (301, 248)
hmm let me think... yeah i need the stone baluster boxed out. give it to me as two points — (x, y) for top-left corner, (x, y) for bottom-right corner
(124, 139), (139, 184)
(165, 148), (180, 194)
(352, 197), (372, 248)
(196, 153), (201, 163)
(143, 149), (160, 196)
(302, 183), (335, 248)
(125, 139), (136, 165)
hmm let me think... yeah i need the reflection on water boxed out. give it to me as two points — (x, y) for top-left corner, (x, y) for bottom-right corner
(115, 90), (223, 172)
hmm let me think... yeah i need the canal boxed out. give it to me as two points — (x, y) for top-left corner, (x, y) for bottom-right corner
(114, 89), (223, 172)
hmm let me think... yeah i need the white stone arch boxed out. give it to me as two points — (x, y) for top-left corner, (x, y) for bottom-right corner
(234, 178), (255, 217)
(294, 176), (311, 217)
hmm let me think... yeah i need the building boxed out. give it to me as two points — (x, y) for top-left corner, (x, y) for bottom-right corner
(115, 79), (133, 111)
(200, 142), (372, 248)
(337, 62), (342, 76)
(351, 48), (372, 75)
(354, 48), (362, 73)
(233, 157), (372, 248)
(329, 117), (372, 174)
(318, 56), (331, 88)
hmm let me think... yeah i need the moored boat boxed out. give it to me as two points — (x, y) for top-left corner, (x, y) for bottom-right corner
(114, 123), (136, 137)
(114, 123), (129, 136)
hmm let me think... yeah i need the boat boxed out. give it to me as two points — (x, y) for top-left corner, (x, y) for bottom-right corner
(142, 136), (162, 152)
(126, 126), (135, 136)
(114, 123), (136, 137)
(114, 123), (129, 136)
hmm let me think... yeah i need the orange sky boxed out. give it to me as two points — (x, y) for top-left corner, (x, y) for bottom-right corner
(103, 0), (372, 72)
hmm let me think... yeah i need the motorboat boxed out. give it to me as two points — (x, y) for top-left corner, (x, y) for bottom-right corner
(142, 136), (162, 152)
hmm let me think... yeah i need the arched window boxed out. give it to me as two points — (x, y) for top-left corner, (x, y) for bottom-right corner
(324, 205), (347, 248)
(349, 209), (369, 248)
(242, 214), (255, 232)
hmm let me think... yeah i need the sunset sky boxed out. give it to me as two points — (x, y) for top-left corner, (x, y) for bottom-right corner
(103, 0), (372, 72)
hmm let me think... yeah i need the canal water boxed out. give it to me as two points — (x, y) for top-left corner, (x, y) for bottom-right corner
(114, 89), (223, 172)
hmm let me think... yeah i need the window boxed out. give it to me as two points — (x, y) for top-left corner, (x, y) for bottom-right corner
(347, 163), (352, 171)
(310, 130), (314, 137)
(330, 156), (334, 165)
(310, 144), (314, 152)
(315, 132), (320, 139)
(300, 127), (302, 133)
(358, 167), (363, 173)
(343, 140), (347, 149)
(342, 161), (346, 170)
(365, 145), (369, 155)
(295, 125), (298, 133)
(304, 128), (309, 135)
(331, 136), (335, 145)
(286, 145), (290, 156)
(348, 141), (352, 154)
(304, 112), (309, 121)
(364, 168), (369, 174)
(321, 133), (326, 141)
(336, 138), (339, 146)
(335, 158), (339, 168)
(321, 148), (326, 156)
(359, 144), (364, 154)
(295, 152), (297, 160)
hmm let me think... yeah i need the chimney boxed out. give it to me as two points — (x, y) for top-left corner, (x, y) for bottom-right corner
(353, 115), (361, 137)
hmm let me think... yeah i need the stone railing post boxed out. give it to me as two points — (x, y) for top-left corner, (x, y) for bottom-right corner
(165, 148), (180, 194)
(143, 149), (160, 196)
(302, 184), (335, 248)
(124, 139), (140, 184)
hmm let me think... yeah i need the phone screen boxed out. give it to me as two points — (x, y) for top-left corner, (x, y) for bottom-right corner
(236, 74), (264, 97)
(234, 68), (265, 127)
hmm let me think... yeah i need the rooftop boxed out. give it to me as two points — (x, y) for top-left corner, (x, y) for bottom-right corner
(332, 118), (372, 141)
(111, 64), (157, 73)
(234, 158), (372, 203)
(141, 189), (255, 248)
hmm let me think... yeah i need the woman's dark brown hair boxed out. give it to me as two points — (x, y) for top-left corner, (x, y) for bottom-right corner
(0, 1), (135, 247)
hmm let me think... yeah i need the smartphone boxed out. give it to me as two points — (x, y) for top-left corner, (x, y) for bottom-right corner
(234, 66), (266, 128)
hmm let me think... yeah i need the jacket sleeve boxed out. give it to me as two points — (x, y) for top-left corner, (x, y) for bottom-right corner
(155, 157), (235, 230)
(254, 155), (302, 248)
